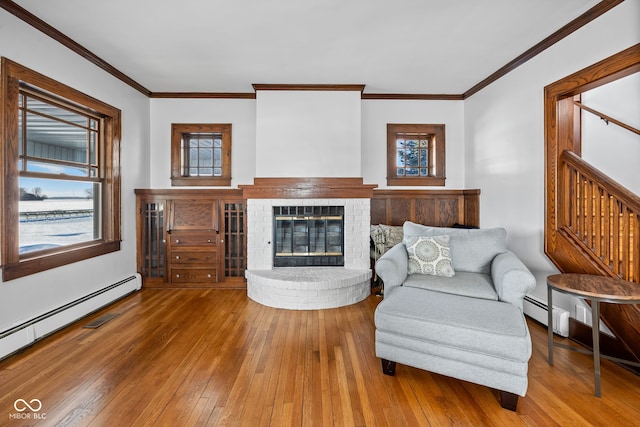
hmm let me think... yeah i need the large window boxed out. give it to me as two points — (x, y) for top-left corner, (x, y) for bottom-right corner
(171, 123), (231, 186)
(387, 124), (446, 186)
(1, 58), (121, 281)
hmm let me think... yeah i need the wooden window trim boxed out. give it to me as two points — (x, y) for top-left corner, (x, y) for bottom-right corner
(1, 57), (121, 281)
(387, 124), (446, 186)
(171, 123), (232, 186)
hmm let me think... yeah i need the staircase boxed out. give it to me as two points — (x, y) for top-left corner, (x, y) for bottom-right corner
(545, 44), (640, 368)
(553, 150), (640, 364)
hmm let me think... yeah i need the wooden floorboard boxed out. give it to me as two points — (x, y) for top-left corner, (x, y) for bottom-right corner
(1, 288), (639, 426)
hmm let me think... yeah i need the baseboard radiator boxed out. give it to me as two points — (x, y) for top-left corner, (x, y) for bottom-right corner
(0, 274), (142, 361)
(523, 294), (570, 337)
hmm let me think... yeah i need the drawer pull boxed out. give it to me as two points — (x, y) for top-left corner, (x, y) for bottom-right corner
(207, 274), (211, 278)
(175, 255), (180, 259)
(176, 274), (180, 278)
(207, 239), (211, 243)
(175, 239), (180, 243)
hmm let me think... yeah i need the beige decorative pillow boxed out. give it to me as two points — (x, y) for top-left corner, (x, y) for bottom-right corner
(405, 235), (455, 277)
(380, 224), (403, 252)
(370, 224), (404, 257)
(370, 225), (386, 256)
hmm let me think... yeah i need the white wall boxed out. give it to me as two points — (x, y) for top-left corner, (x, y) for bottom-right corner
(0, 11), (149, 334)
(582, 73), (640, 195)
(150, 95), (466, 190)
(362, 100), (465, 189)
(464, 0), (639, 313)
(256, 90), (362, 178)
(149, 98), (256, 188)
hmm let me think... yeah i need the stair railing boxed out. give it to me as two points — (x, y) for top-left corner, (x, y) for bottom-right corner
(558, 149), (639, 283)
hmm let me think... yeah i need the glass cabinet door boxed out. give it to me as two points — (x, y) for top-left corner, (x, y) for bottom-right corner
(141, 201), (165, 278)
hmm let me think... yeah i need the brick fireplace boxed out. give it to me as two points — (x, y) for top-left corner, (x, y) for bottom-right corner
(241, 178), (376, 309)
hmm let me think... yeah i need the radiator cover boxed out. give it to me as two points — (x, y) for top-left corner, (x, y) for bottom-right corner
(0, 274), (141, 360)
(524, 294), (570, 337)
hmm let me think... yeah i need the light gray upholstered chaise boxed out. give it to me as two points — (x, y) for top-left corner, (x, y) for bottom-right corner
(374, 222), (536, 410)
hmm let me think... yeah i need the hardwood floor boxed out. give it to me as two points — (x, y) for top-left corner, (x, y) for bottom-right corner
(1, 289), (639, 426)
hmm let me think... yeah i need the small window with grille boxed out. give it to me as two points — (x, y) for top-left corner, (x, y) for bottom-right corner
(387, 124), (445, 186)
(171, 123), (231, 186)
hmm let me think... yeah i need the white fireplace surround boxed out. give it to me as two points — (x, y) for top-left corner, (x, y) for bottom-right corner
(245, 88), (372, 309)
(245, 198), (372, 309)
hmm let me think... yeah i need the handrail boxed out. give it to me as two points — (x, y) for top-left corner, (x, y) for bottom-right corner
(574, 101), (640, 136)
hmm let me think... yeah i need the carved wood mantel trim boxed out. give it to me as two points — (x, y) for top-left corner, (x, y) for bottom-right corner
(239, 178), (378, 199)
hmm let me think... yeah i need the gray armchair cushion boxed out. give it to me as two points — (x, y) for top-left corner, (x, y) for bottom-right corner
(375, 286), (531, 396)
(403, 222), (507, 274)
(375, 286), (531, 362)
(404, 271), (498, 301)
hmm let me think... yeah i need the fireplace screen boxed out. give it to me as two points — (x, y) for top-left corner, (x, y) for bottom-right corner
(273, 206), (344, 267)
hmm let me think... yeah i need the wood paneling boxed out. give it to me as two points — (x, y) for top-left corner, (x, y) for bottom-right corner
(169, 199), (219, 232)
(371, 189), (480, 227)
(1, 289), (639, 425)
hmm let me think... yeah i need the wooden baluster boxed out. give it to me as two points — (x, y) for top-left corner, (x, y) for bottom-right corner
(612, 200), (621, 277)
(628, 213), (640, 284)
(603, 192), (612, 270)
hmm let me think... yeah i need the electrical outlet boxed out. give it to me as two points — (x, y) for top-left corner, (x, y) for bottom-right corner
(576, 304), (587, 323)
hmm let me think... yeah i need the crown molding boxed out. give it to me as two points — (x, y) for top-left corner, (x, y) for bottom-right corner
(1, 0), (624, 100)
(0, 0), (151, 96)
(150, 92), (256, 99)
(252, 84), (366, 92)
(463, 0), (624, 98)
(361, 93), (464, 101)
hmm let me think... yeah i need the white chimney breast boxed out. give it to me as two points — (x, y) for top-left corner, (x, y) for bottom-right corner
(255, 90), (362, 177)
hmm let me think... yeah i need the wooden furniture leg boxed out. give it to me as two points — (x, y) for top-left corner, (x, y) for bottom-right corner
(500, 391), (519, 411)
(381, 359), (396, 376)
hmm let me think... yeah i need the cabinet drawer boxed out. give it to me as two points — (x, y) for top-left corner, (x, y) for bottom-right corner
(170, 268), (218, 283)
(170, 250), (216, 264)
(169, 232), (217, 247)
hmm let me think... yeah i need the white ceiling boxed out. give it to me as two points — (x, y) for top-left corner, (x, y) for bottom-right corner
(13, 0), (602, 94)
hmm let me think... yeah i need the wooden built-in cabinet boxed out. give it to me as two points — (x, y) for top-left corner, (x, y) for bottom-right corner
(135, 189), (245, 288)
(167, 198), (219, 284)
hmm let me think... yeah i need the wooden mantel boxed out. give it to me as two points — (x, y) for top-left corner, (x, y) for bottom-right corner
(239, 177), (378, 199)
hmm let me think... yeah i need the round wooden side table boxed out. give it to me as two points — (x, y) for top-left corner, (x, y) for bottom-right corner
(546, 273), (640, 397)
